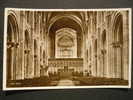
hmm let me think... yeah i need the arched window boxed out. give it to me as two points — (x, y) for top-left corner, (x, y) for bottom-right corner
(55, 28), (77, 58)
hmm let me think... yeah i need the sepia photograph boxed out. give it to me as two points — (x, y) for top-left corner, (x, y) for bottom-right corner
(3, 8), (132, 90)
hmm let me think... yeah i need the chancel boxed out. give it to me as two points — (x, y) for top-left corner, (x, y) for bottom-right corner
(5, 9), (130, 88)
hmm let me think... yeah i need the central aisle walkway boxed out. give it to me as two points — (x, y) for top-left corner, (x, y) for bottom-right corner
(57, 79), (75, 86)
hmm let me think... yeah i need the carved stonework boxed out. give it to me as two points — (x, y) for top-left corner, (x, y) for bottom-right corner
(7, 42), (19, 48)
(58, 35), (74, 47)
(5, 9), (130, 88)
(111, 42), (122, 48)
(101, 49), (106, 55)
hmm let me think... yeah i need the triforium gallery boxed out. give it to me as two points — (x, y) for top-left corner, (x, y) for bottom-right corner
(3, 8), (131, 90)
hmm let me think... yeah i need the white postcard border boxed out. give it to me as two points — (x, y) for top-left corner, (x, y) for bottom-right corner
(3, 8), (132, 91)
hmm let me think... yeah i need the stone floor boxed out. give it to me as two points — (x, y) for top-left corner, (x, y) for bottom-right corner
(57, 79), (75, 86)
(7, 76), (128, 87)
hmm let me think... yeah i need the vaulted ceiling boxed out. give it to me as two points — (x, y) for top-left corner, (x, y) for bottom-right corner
(48, 12), (84, 36)
(50, 17), (82, 34)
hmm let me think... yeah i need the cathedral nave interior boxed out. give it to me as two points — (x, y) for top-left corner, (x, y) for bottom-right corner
(6, 10), (129, 87)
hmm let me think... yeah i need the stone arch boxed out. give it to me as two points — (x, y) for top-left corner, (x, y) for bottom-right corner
(113, 13), (123, 79)
(48, 15), (83, 33)
(114, 15), (123, 43)
(47, 15), (83, 58)
(55, 28), (77, 58)
(111, 11), (122, 32)
(6, 13), (19, 80)
(48, 12), (84, 23)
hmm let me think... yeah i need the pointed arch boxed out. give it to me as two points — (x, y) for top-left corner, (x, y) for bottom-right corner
(6, 12), (19, 80)
(113, 13), (123, 79)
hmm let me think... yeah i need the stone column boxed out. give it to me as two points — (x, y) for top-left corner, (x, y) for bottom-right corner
(10, 47), (14, 80)
(34, 12), (40, 78)
(34, 12), (41, 77)
(109, 14), (115, 78)
(116, 45), (122, 78)
(122, 11), (129, 80)
(97, 28), (101, 77)
(15, 12), (22, 80)
(106, 12), (110, 78)
(18, 11), (25, 80)
(83, 30), (86, 76)
(15, 42), (20, 80)
(91, 40), (96, 77)
(29, 11), (35, 78)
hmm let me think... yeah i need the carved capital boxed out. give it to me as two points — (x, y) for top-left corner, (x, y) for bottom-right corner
(101, 49), (106, 54)
(111, 42), (122, 48)
(7, 42), (19, 48)
(24, 49), (30, 54)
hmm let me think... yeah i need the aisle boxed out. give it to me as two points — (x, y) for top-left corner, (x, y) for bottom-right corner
(57, 79), (75, 86)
